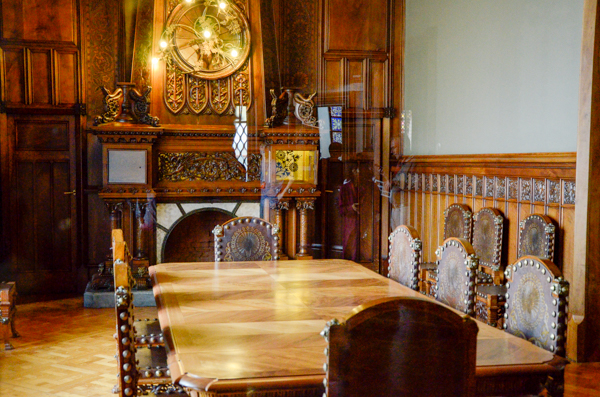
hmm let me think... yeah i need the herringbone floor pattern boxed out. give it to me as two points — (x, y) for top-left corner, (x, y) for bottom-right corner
(0, 297), (599, 396)
(0, 298), (157, 396)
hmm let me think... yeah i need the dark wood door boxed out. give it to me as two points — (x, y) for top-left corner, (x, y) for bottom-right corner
(4, 115), (79, 296)
(0, 0), (83, 297)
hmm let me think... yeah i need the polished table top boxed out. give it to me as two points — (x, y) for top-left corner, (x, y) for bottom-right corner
(150, 259), (562, 393)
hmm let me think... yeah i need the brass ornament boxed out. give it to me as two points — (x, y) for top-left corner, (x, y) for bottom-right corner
(293, 92), (318, 127)
(160, 0), (251, 80)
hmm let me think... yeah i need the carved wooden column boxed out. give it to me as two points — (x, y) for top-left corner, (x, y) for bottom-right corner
(296, 198), (315, 258)
(106, 201), (124, 232)
(131, 200), (150, 260)
(269, 198), (290, 258)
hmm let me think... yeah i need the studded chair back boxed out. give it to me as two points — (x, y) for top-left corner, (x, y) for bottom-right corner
(213, 217), (280, 262)
(321, 297), (478, 397)
(444, 203), (473, 241)
(434, 238), (478, 316)
(518, 214), (556, 261)
(112, 230), (185, 397)
(503, 256), (569, 356)
(388, 225), (422, 290)
(472, 208), (504, 284)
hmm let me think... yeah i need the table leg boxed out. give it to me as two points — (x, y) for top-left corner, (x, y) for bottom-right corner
(545, 370), (565, 397)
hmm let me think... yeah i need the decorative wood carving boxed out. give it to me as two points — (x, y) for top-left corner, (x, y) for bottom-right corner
(93, 84), (159, 126)
(293, 92), (319, 127)
(391, 153), (576, 275)
(93, 87), (122, 126)
(158, 0), (253, 117)
(296, 198), (315, 258)
(157, 152), (261, 182)
(265, 89), (289, 127)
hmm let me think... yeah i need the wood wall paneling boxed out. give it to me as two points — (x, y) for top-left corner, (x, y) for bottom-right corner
(29, 49), (52, 105)
(1, 0), (77, 43)
(56, 50), (78, 105)
(370, 60), (386, 108)
(391, 154), (576, 272)
(325, 0), (388, 52)
(3, 48), (26, 104)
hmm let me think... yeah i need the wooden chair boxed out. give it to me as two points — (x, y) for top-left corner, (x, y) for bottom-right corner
(321, 296), (478, 397)
(433, 237), (478, 316)
(387, 225), (422, 291)
(518, 214), (556, 261)
(112, 230), (186, 397)
(421, 203), (473, 295)
(212, 217), (280, 262)
(472, 207), (504, 285)
(503, 256), (569, 356)
(444, 203), (473, 241)
(476, 214), (558, 328)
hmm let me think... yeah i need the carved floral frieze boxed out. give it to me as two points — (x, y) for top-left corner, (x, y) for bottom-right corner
(395, 171), (575, 208)
(158, 152), (261, 182)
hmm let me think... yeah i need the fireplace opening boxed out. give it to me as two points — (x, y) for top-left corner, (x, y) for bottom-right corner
(162, 209), (233, 263)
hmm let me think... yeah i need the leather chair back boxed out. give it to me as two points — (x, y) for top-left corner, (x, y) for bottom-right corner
(212, 217), (280, 262)
(503, 256), (569, 355)
(434, 237), (478, 315)
(388, 225), (422, 290)
(322, 297), (478, 397)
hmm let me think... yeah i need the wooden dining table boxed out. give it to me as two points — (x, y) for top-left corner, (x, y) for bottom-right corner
(150, 259), (567, 397)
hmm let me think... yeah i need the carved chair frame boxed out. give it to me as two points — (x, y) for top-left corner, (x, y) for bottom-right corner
(518, 214), (556, 261)
(503, 256), (569, 356)
(433, 237), (479, 316)
(213, 217), (280, 262)
(388, 225), (422, 291)
(472, 207), (504, 285)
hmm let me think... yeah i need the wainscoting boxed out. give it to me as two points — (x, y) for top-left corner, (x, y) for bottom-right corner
(390, 153), (576, 280)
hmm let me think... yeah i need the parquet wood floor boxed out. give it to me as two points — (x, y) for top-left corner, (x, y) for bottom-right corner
(0, 297), (599, 396)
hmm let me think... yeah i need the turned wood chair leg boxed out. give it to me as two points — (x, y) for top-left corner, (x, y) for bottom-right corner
(2, 319), (14, 350)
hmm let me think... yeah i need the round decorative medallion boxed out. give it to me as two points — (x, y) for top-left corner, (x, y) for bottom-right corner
(513, 273), (545, 332)
(445, 210), (464, 239)
(226, 226), (270, 261)
(162, 0), (251, 79)
(473, 213), (494, 262)
(439, 249), (463, 310)
(521, 221), (543, 257)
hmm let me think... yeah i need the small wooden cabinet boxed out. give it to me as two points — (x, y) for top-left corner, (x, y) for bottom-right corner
(1, 281), (19, 350)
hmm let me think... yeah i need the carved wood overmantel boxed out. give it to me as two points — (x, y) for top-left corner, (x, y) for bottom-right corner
(90, 123), (321, 268)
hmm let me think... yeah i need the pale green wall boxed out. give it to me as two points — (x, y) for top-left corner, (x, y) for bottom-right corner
(404, 0), (584, 155)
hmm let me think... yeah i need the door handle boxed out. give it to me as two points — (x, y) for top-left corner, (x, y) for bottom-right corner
(64, 190), (76, 196)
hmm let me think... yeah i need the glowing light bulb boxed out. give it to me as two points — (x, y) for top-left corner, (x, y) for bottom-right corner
(203, 30), (212, 38)
(159, 40), (168, 49)
(219, 2), (227, 9)
(185, 0), (193, 3)
(231, 49), (239, 58)
(151, 57), (159, 69)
